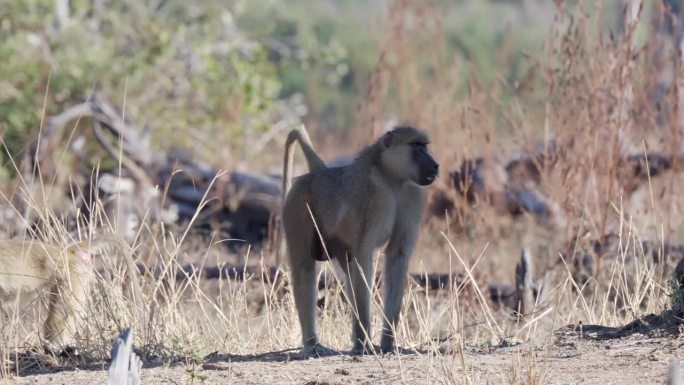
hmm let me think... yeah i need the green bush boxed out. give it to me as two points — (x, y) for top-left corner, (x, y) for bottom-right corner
(0, 0), (284, 176)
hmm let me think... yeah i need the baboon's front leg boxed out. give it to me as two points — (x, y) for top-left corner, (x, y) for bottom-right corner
(43, 285), (71, 348)
(44, 270), (88, 351)
(380, 213), (420, 353)
(348, 247), (375, 354)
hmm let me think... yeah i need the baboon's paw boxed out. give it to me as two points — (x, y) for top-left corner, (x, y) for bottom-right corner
(351, 342), (378, 356)
(299, 343), (339, 358)
(380, 344), (397, 355)
(44, 344), (82, 361)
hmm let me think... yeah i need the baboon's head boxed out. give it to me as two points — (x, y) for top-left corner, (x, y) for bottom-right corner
(380, 126), (439, 186)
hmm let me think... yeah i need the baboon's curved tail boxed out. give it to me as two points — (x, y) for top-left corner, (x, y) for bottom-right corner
(279, 124), (326, 265)
(282, 124), (326, 202)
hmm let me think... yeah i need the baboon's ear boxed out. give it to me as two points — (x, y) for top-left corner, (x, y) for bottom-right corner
(382, 131), (394, 149)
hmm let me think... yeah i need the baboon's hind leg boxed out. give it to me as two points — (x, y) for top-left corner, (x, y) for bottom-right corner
(285, 218), (321, 352)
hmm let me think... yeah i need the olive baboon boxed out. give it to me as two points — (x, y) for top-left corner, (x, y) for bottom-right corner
(0, 236), (127, 353)
(282, 126), (439, 355)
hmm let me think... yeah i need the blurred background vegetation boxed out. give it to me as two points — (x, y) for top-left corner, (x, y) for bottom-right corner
(0, 0), (641, 181)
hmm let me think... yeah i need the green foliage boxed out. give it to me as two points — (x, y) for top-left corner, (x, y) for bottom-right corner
(0, 0), (284, 176)
(236, 1), (360, 133)
(234, 1), (568, 136)
(0, 0), (622, 178)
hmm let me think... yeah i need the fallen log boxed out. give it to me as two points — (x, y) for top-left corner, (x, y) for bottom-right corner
(36, 98), (283, 248)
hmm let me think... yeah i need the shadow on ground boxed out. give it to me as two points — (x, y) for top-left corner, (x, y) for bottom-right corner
(557, 310), (684, 341)
(202, 345), (429, 365)
(7, 344), (430, 377)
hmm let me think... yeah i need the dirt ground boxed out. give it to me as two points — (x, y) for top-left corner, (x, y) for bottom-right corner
(7, 321), (683, 385)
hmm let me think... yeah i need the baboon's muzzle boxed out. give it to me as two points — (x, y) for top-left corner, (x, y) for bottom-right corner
(417, 148), (439, 186)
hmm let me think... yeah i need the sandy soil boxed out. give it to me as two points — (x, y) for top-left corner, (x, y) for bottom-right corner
(7, 321), (683, 385)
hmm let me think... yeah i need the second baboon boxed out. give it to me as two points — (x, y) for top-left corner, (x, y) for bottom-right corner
(282, 126), (439, 355)
(0, 236), (127, 353)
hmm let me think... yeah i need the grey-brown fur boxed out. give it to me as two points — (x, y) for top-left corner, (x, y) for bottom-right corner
(278, 124), (327, 266)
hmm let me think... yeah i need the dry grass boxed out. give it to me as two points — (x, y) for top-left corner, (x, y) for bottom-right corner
(2, 0), (684, 383)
